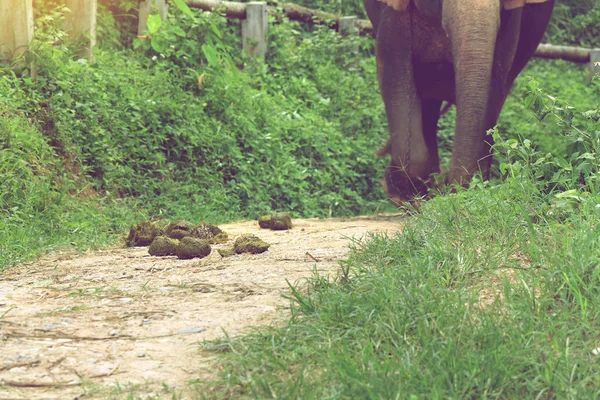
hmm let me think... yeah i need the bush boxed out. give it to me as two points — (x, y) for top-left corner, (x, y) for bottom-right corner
(5, 4), (392, 222)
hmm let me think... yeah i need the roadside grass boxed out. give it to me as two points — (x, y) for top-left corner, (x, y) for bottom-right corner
(0, 111), (147, 270)
(199, 84), (600, 399)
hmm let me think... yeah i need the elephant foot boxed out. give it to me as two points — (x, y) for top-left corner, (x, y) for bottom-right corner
(382, 166), (447, 207)
(382, 166), (431, 202)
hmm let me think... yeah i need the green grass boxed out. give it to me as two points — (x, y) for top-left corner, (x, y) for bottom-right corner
(0, 110), (147, 268)
(200, 182), (600, 399)
(198, 82), (600, 398)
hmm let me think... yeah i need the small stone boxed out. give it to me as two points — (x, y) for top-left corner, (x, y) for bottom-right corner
(234, 234), (270, 254)
(109, 330), (119, 337)
(175, 237), (211, 260)
(592, 347), (600, 356)
(148, 236), (179, 256)
(165, 220), (195, 240)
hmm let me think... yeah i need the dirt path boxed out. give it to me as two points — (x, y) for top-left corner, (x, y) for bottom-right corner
(0, 214), (404, 399)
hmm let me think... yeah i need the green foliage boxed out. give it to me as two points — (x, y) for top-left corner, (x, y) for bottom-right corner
(95, 0), (139, 49)
(500, 59), (597, 160)
(0, 87), (142, 267)
(288, 0), (368, 18)
(202, 83), (600, 399)
(10, 5), (391, 222)
(545, 0), (600, 47)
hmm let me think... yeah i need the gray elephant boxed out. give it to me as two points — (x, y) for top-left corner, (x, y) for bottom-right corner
(364, 0), (555, 203)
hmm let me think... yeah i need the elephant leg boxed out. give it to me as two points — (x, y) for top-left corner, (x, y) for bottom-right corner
(481, 1), (555, 177)
(506, 1), (556, 85)
(422, 98), (442, 174)
(377, 8), (434, 200)
(364, 0), (383, 36)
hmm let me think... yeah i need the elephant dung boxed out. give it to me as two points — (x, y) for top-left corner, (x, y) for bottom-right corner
(192, 222), (229, 244)
(126, 221), (163, 247)
(148, 236), (179, 256)
(234, 234), (270, 254)
(175, 237), (212, 260)
(218, 247), (236, 257)
(258, 212), (292, 230)
(165, 220), (195, 240)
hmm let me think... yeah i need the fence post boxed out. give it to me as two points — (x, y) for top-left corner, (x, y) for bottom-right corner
(589, 49), (600, 80)
(338, 16), (357, 36)
(64, 0), (97, 60)
(138, 0), (168, 36)
(0, 0), (34, 63)
(242, 2), (268, 59)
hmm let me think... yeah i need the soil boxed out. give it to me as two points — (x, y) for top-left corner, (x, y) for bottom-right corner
(0, 214), (404, 399)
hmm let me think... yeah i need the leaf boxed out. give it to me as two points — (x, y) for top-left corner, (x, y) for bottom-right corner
(524, 95), (535, 108)
(202, 44), (218, 66)
(210, 23), (223, 39)
(556, 157), (572, 171)
(172, 0), (195, 18)
(146, 14), (162, 35)
(555, 189), (579, 199)
(151, 35), (168, 53)
(171, 25), (187, 37)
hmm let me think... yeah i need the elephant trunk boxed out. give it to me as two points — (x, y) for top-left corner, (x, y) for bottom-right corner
(443, 0), (501, 184)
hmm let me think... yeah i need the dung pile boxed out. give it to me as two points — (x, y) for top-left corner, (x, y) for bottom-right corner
(258, 212), (292, 230)
(148, 236), (179, 256)
(175, 237), (211, 260)
(126, 219), (271, 260)
(233, 234), (270, 254)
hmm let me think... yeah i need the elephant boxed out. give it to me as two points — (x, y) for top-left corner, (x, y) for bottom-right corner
(364, 0), (555, 203)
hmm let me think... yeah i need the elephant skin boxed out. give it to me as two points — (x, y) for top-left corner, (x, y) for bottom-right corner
(365, 0), (555, 203)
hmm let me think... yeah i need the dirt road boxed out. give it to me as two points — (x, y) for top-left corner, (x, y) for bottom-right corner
(0, 214), (404, 399)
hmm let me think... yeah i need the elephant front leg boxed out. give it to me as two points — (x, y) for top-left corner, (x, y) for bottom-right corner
(377, 8), (437, 201)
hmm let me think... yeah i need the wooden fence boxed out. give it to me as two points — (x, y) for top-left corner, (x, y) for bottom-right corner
(1, 0), (599, 76)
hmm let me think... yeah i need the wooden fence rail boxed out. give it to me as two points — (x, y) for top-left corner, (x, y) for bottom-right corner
(1, 0), (598, 76)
